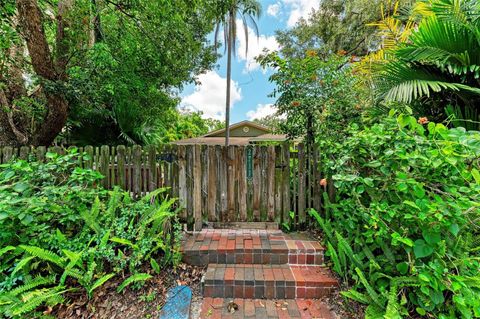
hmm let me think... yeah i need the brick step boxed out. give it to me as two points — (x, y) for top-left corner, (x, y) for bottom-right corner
(182, 229), (324, 266)
(203, 264), (338, 299)
(200, 298), (335, 319)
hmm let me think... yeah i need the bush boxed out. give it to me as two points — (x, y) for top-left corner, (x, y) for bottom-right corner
(312, 112), (480, 318)
(0, 150), (181, 318)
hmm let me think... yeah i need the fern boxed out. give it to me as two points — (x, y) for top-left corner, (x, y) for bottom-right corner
(0, 246), (15, 257)
(355, 267), (386, 308)
(117, 273), (152, 293)
(19, 245), (65, 267)
(87, 273), (116, 298)
(327, 242), (344, 278)
(341, 288), (371, 304)
(384, 283), (402, 319)
(9, 287), (67, 317)
(150, 258), (161, 274)
(337, 232), (363, 269)
(6, 276), (56, 296)
(80, 197), (102, 234)
(110, 237), (138, 249)
(11, 256), (35, 276)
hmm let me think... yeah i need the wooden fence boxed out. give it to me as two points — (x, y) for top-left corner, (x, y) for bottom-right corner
(0, 143), (325, 231)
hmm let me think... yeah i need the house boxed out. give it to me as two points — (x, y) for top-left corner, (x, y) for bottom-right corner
(173, 120), (287, 145)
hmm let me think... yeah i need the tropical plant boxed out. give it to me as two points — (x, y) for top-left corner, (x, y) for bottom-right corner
(0, 151), (181, 317)
(312, 111), (480, 318)
(258, 52), (368, 142)
(213, 0), (262, 146)
(373, 0), (480, 129)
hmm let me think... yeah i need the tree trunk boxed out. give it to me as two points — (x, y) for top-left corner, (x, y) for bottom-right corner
(225, 13), (233, 148)
(16, 0), (69, 146)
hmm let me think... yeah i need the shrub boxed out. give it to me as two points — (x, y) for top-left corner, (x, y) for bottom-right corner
(312, 111), (480, 318)
(0, 150), (181, 318)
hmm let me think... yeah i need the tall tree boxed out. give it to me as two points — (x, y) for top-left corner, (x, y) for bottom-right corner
(275, 0), (411, 59)
(0, 0), (220, 146)
(214, 0), (261, 146)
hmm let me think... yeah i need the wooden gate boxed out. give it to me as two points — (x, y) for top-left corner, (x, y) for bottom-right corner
(177, 144), (292, 230)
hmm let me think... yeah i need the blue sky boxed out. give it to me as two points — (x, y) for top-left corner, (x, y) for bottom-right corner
(181, 0), (320, 123)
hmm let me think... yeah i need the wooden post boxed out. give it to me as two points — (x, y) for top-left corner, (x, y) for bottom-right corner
(237, 146), (247, 221)
(2, 146), (13, 162)
(274, 145), (282, 224)
(267, 146), (275, 222)
(207, 146), (217, 221)
(252, 146), (261, 221)
(36, 146), (46, 162)
(84, 146), (94, 169)
(193, 144), (202, 231)
(297, 143), (306, 226)
(177, 145), (187, 221)
(227, 146), (236, 222)
(132, 145), (142, 198)
(117, 145), (126, 190)
(282, 142), (291, 225)
(100, 145), (110, 188)
(147, 145), (157, 192)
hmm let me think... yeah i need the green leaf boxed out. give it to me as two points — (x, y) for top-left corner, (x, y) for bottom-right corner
(13, 182), (29, 193)
(471, 168), (480, 184)
(117, 273), (152, 293)
(396, 262), (409, 275)
(413, 239), (434, 258)
(416, 307), (426, 316)
(88, 273), (116, 297)
(449, 223), (460, 236)
(422, 230), (441, 245)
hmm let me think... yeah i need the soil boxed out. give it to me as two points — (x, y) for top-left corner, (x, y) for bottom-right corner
(52, 263), (206, 319)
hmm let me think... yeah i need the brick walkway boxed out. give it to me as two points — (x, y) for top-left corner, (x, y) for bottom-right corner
(182, 229), (338, 319)
(200, 298), (334, 319)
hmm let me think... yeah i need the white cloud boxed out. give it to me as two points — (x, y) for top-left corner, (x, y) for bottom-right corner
(236, 20), (279, 72)
(282, 0), (320, 27)
(267, 3), (281, 17)
(246, 103), (278, 120)
(181, 71), (242, 120)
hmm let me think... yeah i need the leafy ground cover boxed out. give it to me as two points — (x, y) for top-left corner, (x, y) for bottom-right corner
(0, 150), (184, 318)
(311, 112), (480, 318)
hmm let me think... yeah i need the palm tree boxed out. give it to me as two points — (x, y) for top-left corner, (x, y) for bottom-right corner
(214, 0), (262, 146)
(375, 0), (480, 129)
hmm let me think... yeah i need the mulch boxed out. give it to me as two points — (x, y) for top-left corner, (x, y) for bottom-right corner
(52, 263), (205, 319)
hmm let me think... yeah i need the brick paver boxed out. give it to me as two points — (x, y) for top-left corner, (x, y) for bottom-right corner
(182, 229), (324, 266)
(183, 229), (338, 319)
(200, 298), (334, 319)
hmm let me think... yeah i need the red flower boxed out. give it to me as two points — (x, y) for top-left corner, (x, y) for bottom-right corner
(291, 101), (301, 107)
(320, 178), (327, 187)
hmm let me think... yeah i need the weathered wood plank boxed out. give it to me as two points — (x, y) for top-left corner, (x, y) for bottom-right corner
(132, 145), (142, 198)
(193, 144), (202, 231)
(297, 143), (306, 225)
(177, 145), (187, 220)
(274, 145), (282, 224)
(117, 145), (126, 189)
(147, 145), (157, 192)
(260, 146), (268, 221)
(207, 146), (217, 221)
(267, 146), (275, 222)
(227, 146), (236, 222)
(237, 146), (247, 221)
(2, 146), (13, 163)
(84, 146), (94, 169)
(201, 145), (208, 220)
(186, 145), (194, 230)
(36, 146), (46, 162)
(252, 146), (261, 221)
(100, 145), (110, 188)
(282, 143), (291, 225)
(19, 146), (30, 160)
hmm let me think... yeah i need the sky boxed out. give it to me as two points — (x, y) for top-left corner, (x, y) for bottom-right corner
(180, 0), (320, 123)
